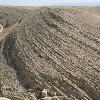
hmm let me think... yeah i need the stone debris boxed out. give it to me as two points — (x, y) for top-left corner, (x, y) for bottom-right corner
(42, 89), (48, 98)
(0, 6), (100, 100)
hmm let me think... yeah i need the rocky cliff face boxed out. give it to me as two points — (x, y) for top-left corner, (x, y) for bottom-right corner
(0, 7), (100, 100)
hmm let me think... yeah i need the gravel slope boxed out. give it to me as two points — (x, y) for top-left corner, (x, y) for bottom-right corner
(0, 7), (100, 100)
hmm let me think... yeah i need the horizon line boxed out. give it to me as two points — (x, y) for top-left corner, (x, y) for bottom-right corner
(0, 2), (100, 7)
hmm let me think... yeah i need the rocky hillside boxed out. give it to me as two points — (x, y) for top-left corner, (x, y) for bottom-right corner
(0, 6), (31, 28)
(0, 7), (100, 100)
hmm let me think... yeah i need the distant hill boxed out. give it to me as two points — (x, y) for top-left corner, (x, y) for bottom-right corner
(54, 2), (100, 6)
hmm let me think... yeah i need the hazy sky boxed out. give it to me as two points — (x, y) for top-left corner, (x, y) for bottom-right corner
(0, 0), (100, 6)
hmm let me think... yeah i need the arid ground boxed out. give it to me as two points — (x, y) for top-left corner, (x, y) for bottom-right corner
(0, 6), (100, 100)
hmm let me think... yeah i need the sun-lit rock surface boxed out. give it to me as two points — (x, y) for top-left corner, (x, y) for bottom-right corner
(0, 97), (11, 100)
(0, 24), (3, 32)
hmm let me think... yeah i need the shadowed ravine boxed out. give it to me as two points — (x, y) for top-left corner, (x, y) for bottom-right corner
(0, 7), (100, 100)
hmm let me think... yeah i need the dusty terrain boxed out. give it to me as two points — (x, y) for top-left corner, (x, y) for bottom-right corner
(0, 6), (100, 100)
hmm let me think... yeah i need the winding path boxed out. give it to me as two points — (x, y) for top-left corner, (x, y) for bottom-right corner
(0, 24), (3, 33)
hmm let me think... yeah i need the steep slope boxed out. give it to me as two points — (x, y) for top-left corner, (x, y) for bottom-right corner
(0, 7), (100, 100)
